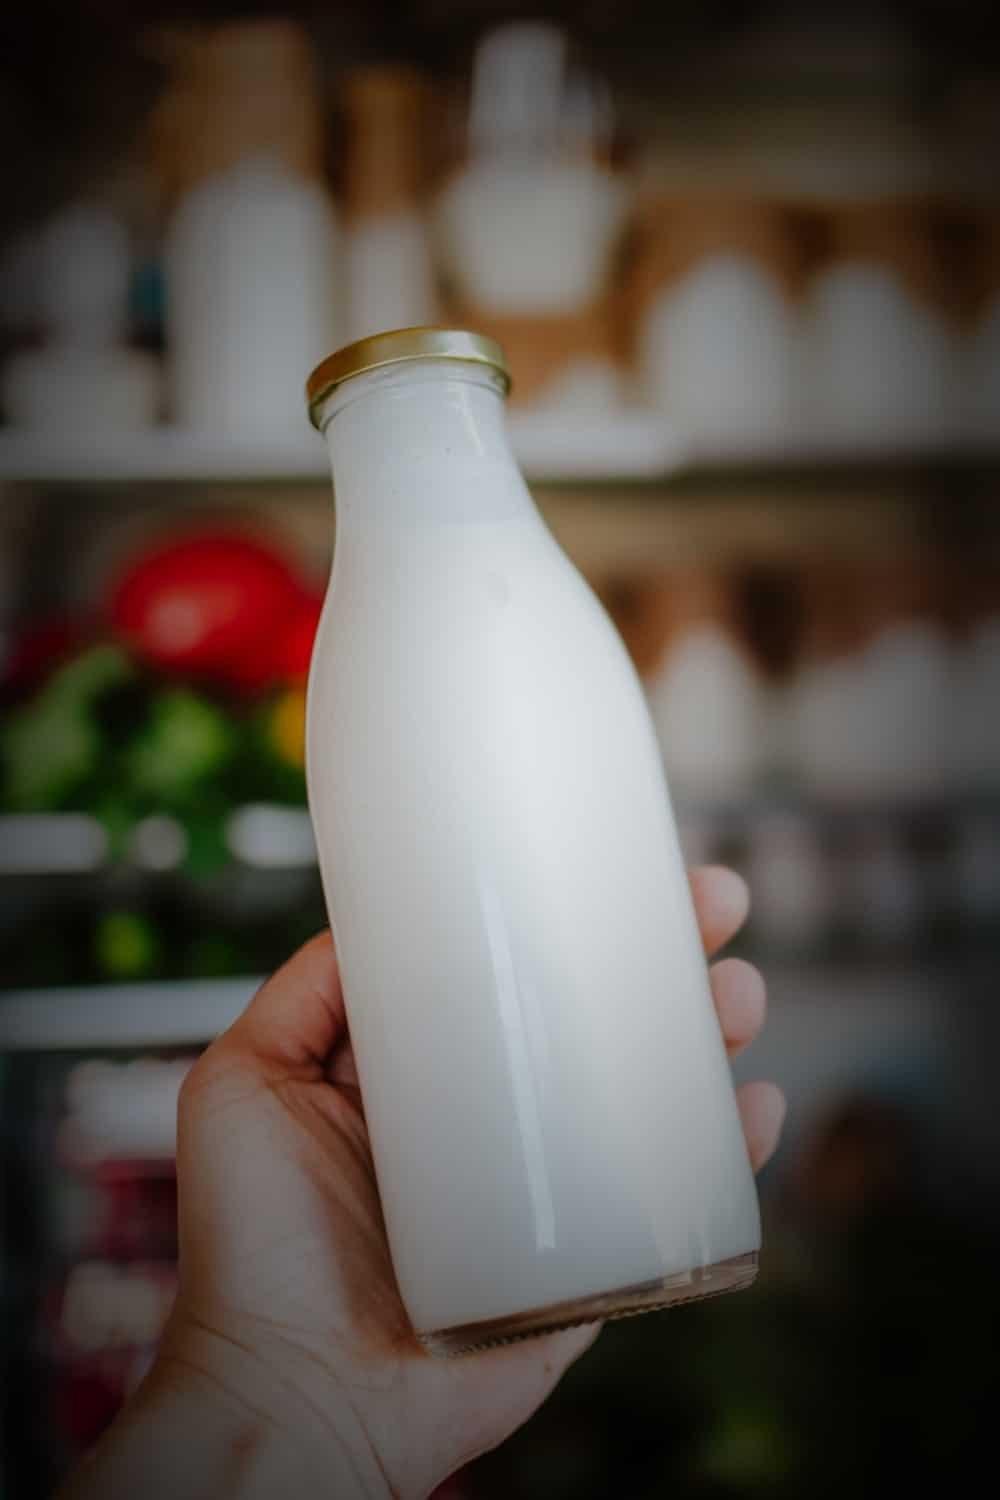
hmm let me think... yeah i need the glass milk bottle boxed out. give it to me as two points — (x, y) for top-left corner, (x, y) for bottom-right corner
(305, 329), (760, 1354)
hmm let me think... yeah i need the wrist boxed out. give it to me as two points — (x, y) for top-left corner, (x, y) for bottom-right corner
(63, 1360), (393, 1500)
(154, 1309), (398, 1499)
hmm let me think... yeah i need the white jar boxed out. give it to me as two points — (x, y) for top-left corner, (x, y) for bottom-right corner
(305, 329), (760, 1353)
(434, 22), (628, 317)
(789, 565), (951, 806)
(639, 254), (801, 455)
(437, 158), (627, 315)
(634, 197), (802, 457)
(803, 202), (959, 452)
(646, 570), (769, 803)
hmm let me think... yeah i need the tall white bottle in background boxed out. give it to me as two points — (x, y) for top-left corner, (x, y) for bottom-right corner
(1, 204), (161, 431)
(160, 20), (339, 440)
(305, 328), (760, 1354)
(342, 66), (439, 342)
(166, 153), (339, 438)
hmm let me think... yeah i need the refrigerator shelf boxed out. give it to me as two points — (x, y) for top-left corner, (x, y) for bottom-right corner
(0, 976), (260, 1052)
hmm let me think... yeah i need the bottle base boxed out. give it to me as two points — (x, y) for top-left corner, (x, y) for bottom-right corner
(416, 1250), (758, 1357)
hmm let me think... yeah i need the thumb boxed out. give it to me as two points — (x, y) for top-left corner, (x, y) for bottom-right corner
(213, 930), (346, 1080)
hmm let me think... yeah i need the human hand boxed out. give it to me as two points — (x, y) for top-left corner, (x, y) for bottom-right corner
(67, 867), (784, 1500)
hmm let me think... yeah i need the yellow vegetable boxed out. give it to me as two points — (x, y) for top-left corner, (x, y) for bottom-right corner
(270, 688), (307, 768)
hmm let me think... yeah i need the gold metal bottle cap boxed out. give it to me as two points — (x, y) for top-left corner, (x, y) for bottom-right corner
(306, 326), (511, 428)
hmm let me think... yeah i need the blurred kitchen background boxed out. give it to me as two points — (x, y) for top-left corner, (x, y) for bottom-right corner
(0, 1), (998, 1495)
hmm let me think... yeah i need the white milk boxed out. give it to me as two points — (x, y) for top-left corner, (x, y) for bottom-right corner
(306, 347), (760, 1347)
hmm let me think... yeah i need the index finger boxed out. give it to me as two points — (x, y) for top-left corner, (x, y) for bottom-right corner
(222, 929), (345, 1078)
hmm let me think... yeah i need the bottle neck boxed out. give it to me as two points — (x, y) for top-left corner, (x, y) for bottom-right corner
(319, 361), (531, 532)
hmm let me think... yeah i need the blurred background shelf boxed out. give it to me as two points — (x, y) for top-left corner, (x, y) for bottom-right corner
(0, 808), (317, 875)
(1, 423), (996, 491)
(0, 955), (963, 1052)
(0, 797), (991, 876)
(0, 414), (676, 485)
(0, 429), (329, 485)
(0, 975), (259, 1051)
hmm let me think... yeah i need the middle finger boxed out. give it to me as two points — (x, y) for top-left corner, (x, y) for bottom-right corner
(710, 956), (766, 1058)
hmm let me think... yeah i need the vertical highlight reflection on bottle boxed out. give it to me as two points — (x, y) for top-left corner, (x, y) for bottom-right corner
(477, 872), (557, 1252)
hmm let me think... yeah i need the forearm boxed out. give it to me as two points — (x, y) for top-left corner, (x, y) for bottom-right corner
(58, 1323), (395, 1500)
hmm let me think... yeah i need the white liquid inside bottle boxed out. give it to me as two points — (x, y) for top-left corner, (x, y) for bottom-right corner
(305, 334), (760, 1351)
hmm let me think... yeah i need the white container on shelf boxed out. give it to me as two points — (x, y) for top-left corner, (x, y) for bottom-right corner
(435, 22), (628, 316)
(305, 328), (760, 1353)
(803, 202), (959, 452)
(345, 215), (437, 342)
(639, 254), (802, 456)
(438, 158), (627, 314)
(341, 66), (439, 342)
(633, 197), (801, 457)
(791, 627), (952, 803)
(646, 571), (770, 802)
(789, 566), (951, 806)
(1, 204), (160, 431)
(61, 1057), (193, 1163)
(165, 153), (339, 439)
